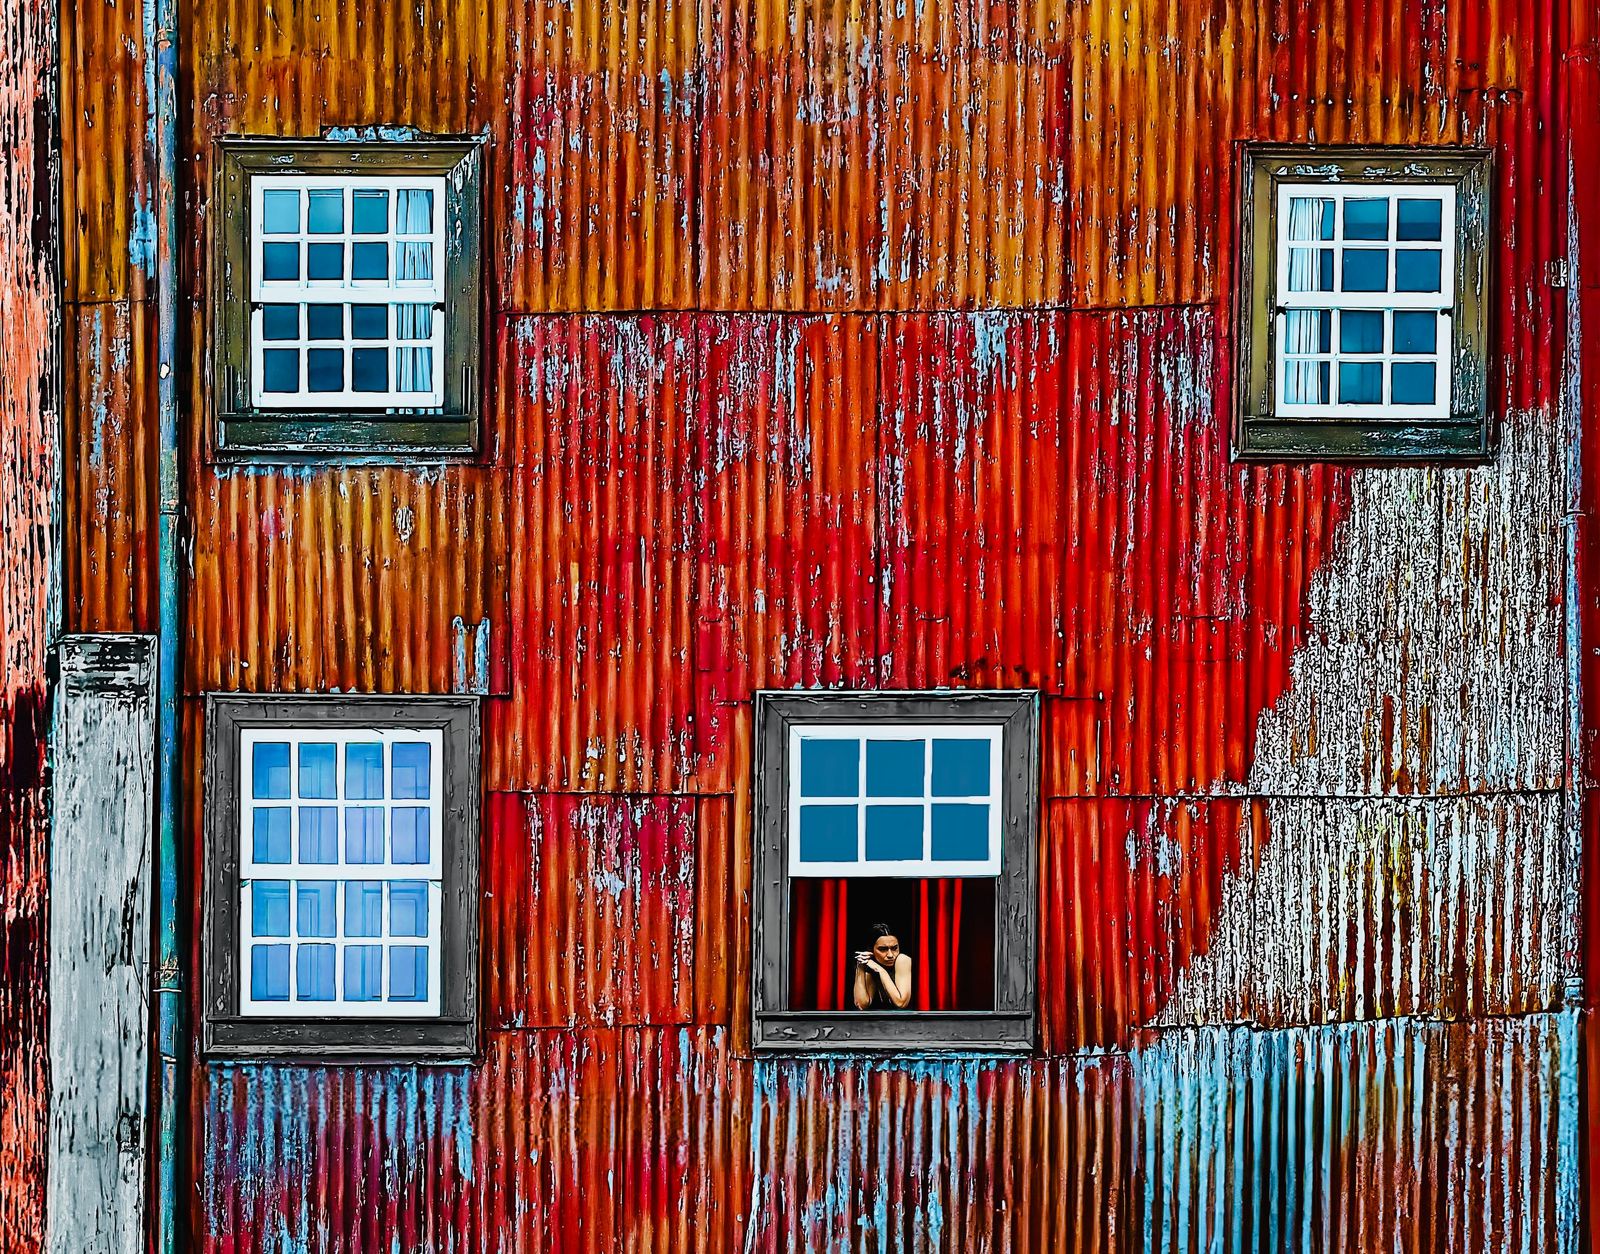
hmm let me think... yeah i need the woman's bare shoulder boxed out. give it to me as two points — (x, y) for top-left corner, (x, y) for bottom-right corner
(896, 953), (913, 969)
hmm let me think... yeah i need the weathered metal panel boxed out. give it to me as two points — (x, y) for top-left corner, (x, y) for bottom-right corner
(46, 636), (156, 1254)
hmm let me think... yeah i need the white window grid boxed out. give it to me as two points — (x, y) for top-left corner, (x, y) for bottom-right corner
(248, 174), (447, 410)
(1274, 181), (1456, 421)
(786, 723), (1004, 878)
(238, 726), (444, 1019)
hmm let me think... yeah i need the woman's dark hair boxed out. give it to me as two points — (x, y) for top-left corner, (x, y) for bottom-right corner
(867, 922), (898, 945)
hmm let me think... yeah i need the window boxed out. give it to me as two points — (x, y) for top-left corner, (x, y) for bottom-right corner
(203, 696), (479, 1057)
(213, 139), (484, 457)
(1235, 146), (1492, 460)
(753, 691), (1038, 1052)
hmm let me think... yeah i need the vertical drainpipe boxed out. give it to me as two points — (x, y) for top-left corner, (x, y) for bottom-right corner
(151, 0), (182, 1242)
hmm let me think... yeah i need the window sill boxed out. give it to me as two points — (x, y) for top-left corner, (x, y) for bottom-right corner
(754, 1010), (1034, 1054)
(215, 413), (480, 464)
(1234, 414), (1493, 462)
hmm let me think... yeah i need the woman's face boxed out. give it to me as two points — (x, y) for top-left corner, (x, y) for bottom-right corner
(871, 935), (900, 968)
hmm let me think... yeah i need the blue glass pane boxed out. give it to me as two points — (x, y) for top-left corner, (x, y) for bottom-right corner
(306, 348), (342, 393)
(352, 242), (388, 280)
(296, 881), (336, 937)
(931, 804), (990, 862)
(865, 805), (923, 861)
(261, 242), (299, 281)
(306, 242), (344, 281)
(262, 349), (298, 393)
(1396, 198), (1443, 241)
(353, 189), (388, 233)
(250, 944), (290, 1001)
(296, 944), (336, 1000)
(799, 739), (859, 798)
(1392, 311), (1437, 354)
(796, 804), (857, 863)
(1342, 197), (1389, 240)
(932, 738), (990, 796)
(298, 807), (337, 864)
(1286, 249), (1334, 292)
(1339, 310), (1384, 353)
(344, 945), (384, 1000)
(392, 808), (430, 864)
(351, 348), (387, 393)
(298, 742), (337, 798)
(389, 946), (428, 1002)
(252, 807), (291, 863)
(251, 881), (290, 936)
(307, 189), (343, 234)
(261, 304), (298, 340)
(392, 742), (431, 798)
(1339, 362), (1383, 404)
(1395, 249), (1442, 293)
(253, 742), (290, 798)
(306, 304), (342, 340)
(865, 740), (923, 798)
(389, 882), (429, 937)
(397, 189), (433, 234)
(346, 743), (385, 798)
(1282, 360), (1331, 406)
(345, 808), (385, 864)
(1286, 197), (1334, 241)
(1391, 362), (1437, 405)
(1341, 249), (1388, 292)
(1282, 309), (1331, 354)
(261, 188), (299, 234)
(351, 304), (387, 339)
(345, 880), (384, 937)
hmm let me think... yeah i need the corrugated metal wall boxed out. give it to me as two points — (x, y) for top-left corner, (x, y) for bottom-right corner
(54, 0), (1593, 1248)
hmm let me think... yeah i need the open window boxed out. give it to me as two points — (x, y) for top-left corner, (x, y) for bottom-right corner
(752, 691), (1038, 1052)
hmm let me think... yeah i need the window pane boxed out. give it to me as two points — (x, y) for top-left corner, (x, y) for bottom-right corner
(389, 946), (428, 1002)
(931, 739), (990, 796)
(252, 807), (291, 863)
(800, 739), (858, 798)
(1286, 248), (1334, 292)
(1342, 197), (1389, 240)
(1393, 311), (1439, 354)
(261, 188), (299, 234)
(392, 742), (430, 798)
(346, 743), (385, 798)
(389, 882), (429, 937)
(1341, 249), (1388, 292)
(397, 188), (433, 233)
(1339, 310), (1384, 354)
(351, 304), (387, 339)
(298, 742), (337, 798)
(345, 808), (385, 864)
(306, 242), (344, 281)
(345, 881), (384, 937)
(395, 347), (433, 393)
(250, 944), (290, 1001)
(306, 348), (343, 393)
(253, 742), (291, 797)
(392, 808), (430, 864)
(262, 349), (299, 393)
(1395, 249), (1442, 293)
(306, 304), (343, 340)
(351, 348), (388, 392)
(1286, 196), (1334, 241)
(395, 242), (433, 281)
(1396, 198), (1443, 241)
(1338, 361), (1383, 404)
(261, 242), (300, 281)
(931, 803), (990, 861)
(296, 881), (336, 937)
(352, 189), (389, 233)
(864, 805), (923, 860)
(1391, 362), (1437, 405)
(395, 304), (432, 341)
(251, 881), (290, 936)
(865, 740), (923, 798)
(262, 304), (298, 340)
(351, 242), (388, 280)
(307, 189), (343, 234)
(797, 804), (857, 862)
(344, 946), (384, 1001)
(1282, 310), (1331, 355)
(298, 806), (338, 864)
(296, 944), (336, 1001)
(1282, 360), (1330, 405)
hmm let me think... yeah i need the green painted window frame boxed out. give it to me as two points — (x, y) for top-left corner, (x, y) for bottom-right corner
(1234, 144), (1494, 462)
(211, 137), (485, 459)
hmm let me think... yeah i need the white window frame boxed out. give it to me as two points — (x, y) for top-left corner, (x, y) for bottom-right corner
(248, 174), (448, 410)
(1273, 181), (1457, 421)
(786, 722), (1004, 878)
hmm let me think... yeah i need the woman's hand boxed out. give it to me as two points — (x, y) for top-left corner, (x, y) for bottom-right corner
(854, 951), (874, 968)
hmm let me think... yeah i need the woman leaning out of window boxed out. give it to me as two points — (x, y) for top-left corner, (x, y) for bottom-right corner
(852, 923), (913, 1010)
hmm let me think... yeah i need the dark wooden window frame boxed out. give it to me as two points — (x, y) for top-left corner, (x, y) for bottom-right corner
(1234, 144), (1494, 462)
(211, 136), (485, 460)
(202, 694), (480, 1059)
(752, 690), (1039, 1053)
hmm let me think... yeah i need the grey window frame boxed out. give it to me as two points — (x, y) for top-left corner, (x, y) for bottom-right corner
(202, 694), (480, 1059)
(211, 137), (485, 460)
(1234, 144), (1494, 462)
(752, 690), (1039, 1053)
